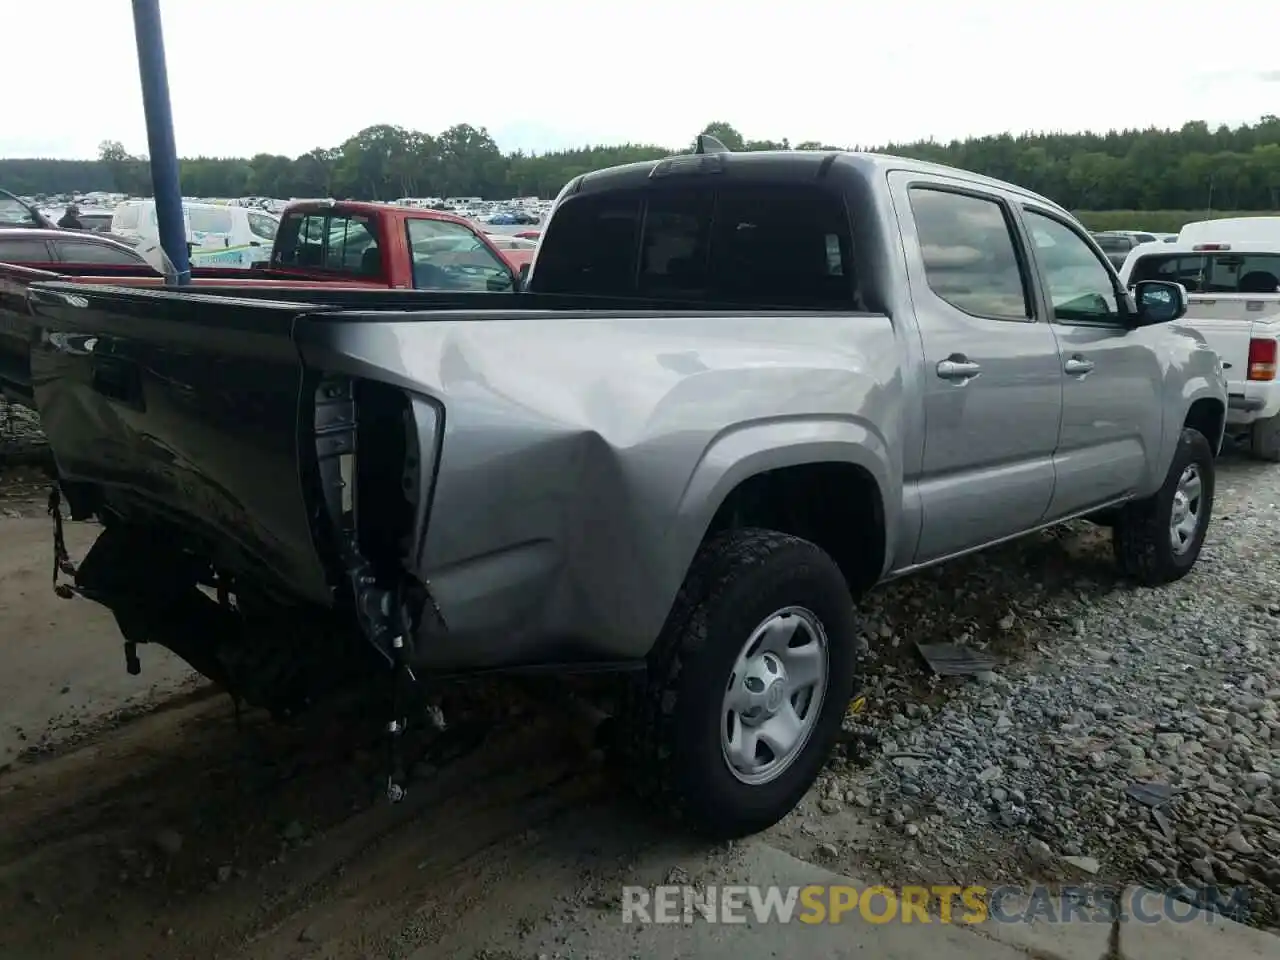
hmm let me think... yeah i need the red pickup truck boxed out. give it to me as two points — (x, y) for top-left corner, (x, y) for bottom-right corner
(2, 200), (530, 289)
(0, 201), (530, 403)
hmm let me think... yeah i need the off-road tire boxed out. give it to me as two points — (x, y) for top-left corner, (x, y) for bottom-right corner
(617, 528), (858, 840)
(1113, 427), (1215, 586)
(1250, 414), (1280, 462)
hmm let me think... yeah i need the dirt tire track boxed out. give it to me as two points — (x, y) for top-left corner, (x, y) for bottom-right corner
(0, 683), (608, 960)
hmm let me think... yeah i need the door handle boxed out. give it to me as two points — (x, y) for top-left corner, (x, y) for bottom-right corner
(1064, 356), (1094, 376)
(936, 357), (982, 381)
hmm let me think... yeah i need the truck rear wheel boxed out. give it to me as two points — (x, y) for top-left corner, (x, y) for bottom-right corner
(618, 528), (858, 840)
(1113, 427), (1215, 586)
(1250, 414), (1280, 462)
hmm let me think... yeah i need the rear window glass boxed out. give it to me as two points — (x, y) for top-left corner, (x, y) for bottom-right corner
(1129, 253), (1280, 294)
(274, 211), (381, 276)
(532, 184), (854, 307)
(114, 204), (141, 230)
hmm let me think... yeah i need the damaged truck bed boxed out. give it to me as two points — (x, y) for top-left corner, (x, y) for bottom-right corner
(27, 146), (1225, 838)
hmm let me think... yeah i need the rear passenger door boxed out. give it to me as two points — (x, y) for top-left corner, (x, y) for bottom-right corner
(1018, 207), (1161, 515)
(890, 173), (1063, 563)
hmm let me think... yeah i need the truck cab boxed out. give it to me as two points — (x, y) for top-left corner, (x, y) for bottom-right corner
(269, 201), (527, 289)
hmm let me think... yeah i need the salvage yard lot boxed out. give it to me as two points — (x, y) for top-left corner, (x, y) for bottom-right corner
(0, 444), (1278, 957)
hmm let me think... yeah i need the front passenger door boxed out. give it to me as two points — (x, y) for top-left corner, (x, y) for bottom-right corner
(1020, 208), (1163, 517)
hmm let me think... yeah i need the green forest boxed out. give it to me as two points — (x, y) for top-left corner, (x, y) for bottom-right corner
(2, 117), (1278, 229)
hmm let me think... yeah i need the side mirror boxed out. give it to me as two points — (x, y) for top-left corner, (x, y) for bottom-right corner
(1132, 279), (1187, 326)
(518, 261), (531, 289)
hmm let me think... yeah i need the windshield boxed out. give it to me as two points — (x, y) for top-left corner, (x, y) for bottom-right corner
(407, 218), (513, 291)
(274, 211), (381, 275)
(0, 192), (37, 227)
(1130, 253), (1280, 294)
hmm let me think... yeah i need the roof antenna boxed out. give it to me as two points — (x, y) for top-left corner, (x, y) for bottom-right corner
(694, 134), (730, 155)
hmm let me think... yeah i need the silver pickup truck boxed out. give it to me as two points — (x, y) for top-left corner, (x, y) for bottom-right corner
(25, 146), (1226, 839)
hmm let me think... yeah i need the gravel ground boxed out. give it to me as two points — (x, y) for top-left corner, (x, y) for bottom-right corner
(0, 401), (45, 464)
(773, 444), (1280, 929)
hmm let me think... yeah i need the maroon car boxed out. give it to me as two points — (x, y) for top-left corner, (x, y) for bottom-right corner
(0, 227), (152, 269)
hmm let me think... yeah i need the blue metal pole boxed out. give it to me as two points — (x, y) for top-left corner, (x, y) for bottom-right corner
(130, 0), (190, 284)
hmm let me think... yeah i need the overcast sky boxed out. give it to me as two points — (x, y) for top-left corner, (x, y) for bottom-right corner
(6, 0), (1278, 160)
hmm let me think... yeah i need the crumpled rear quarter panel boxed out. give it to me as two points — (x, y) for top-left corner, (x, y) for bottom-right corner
(296, 310), (899, 670)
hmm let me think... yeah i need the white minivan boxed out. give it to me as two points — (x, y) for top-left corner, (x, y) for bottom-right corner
(110, 200), (280, 268)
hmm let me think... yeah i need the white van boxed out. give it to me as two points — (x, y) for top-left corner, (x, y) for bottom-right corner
(110, 200), (280, 268)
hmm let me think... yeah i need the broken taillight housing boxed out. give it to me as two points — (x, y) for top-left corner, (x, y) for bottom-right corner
(1248, 339), (1277, 382)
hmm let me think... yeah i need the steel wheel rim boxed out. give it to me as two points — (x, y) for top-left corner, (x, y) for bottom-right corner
(1169, 463), (1203, 556)
(720, 605), (829, 786)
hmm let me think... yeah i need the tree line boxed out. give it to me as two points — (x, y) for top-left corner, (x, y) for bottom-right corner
(1, 116), (1278, 215)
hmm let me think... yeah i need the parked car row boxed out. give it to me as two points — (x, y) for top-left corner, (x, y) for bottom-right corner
(1091, 229), (1177, 269)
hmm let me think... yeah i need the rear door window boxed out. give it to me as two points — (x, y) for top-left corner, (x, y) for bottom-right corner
(1129, 253), (1280, 293)
(0, 238), (54, 262)
(53, 239), (148, 266)
(534, 183), (854, 306)
(908, 187), (1031, 320)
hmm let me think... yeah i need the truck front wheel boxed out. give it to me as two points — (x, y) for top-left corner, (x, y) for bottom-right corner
(1113, 427), (1215, 586)
(619, 528), (858, 840)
